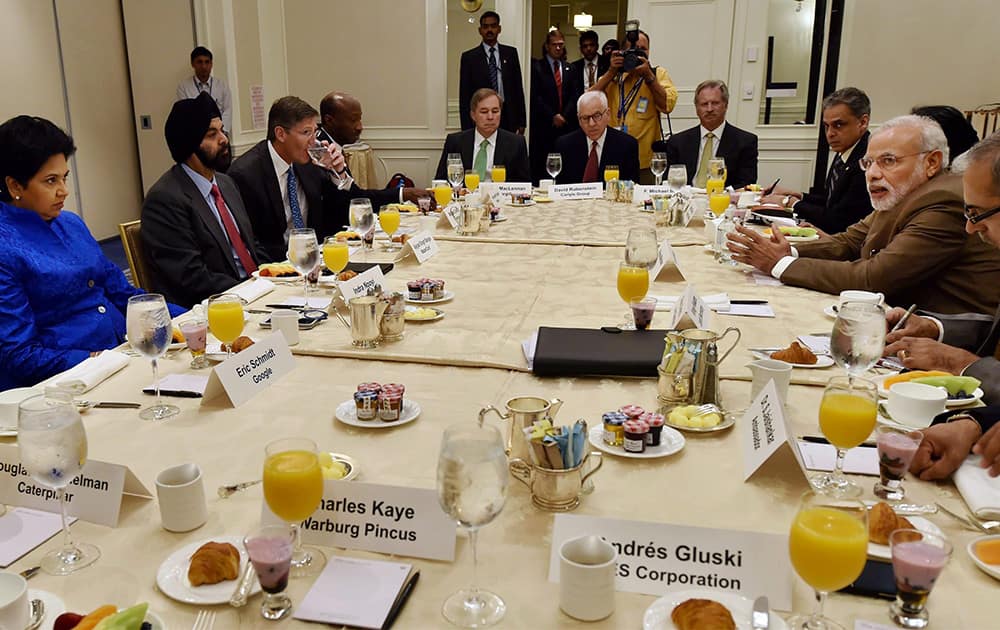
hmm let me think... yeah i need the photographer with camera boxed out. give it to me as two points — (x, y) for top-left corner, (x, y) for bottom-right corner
(589, 20), (677, 184)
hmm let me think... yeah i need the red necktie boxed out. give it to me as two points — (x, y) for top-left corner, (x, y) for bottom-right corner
(583, 141), (599, 183)
(553, 60), (562, 111)
(210, 184), (257, 275)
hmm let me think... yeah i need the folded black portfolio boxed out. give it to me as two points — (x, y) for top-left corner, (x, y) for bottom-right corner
(532, 327), (666, 377)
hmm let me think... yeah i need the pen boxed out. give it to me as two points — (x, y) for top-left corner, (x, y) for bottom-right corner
(801, 435), (877, 449)
(762, 177), (781, 196)
(731, 300), (768, 305)
(890, 304), (918, 333)
(382, 570), (420, 630)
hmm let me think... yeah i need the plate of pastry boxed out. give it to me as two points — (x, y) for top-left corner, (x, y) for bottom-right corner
(587, 426), (685, 459)
(253, 262), (301, 282)
(156, 536), (261, 605)
(751, 342), (834, 368)
(206, 336), (257, 361)
(867, 502), (944, 561)
(643, 588), (789, 630)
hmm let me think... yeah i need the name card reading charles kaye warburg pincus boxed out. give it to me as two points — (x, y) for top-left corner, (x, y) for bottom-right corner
(549, 513), (794, 611)
(480, 182), (532, 205)
(549, 182), (604, 200)
(0, 444), (151, 527)
(262, 480), (456, 561)
(438, 203), (463, 229)
(741, 380), (809, 482)
(394, 232), (438, 264)
(649, 238), (684, 282)
(202, 332), (295, 408)
(338, 264), (386, 300)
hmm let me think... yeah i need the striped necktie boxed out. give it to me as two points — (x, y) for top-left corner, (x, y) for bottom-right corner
(488, 47), (499, 92)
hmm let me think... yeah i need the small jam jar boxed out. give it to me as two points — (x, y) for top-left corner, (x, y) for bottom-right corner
(420, 282), (435, 301)
(602, 411), (627, 446)
(406, 281), (422, 300)
(357, 382), (381, 394)
(623, 419), (649, 453)
(378, 390), (404, 421)
(619, 404), (645, 421)
(354, 390), (378, 420)
(432, 280), (446, 300)
(640, 412), (665, 446)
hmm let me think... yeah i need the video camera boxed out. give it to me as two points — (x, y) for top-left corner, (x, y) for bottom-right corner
(620, 19), (646, 72)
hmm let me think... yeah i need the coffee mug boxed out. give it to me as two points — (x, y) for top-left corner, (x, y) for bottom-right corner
(558, 535), (617, 621)
(0, 387), (41, 431)
(885, 382), (947, 428)
(748, 359), (792, 405)
(270, 310), (300, 346)
(839, 290), (884, 306)
(156, 463), (208, 532)
(0, 572), (29, 630)
(508, 452), (602, 511)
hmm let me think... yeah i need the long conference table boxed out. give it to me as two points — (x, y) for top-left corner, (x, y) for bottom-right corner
(4, 198), (996, 629)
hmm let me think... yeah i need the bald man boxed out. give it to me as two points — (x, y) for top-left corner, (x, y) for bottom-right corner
(318, 91), (431, 207)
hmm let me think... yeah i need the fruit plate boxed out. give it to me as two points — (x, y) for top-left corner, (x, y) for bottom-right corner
(642, 587), (789, 630)
(871, 373), (984, 407)
(251, 269), (301, 283)
(967, 534), (1000, 581)
(405, 290), (455, 305)
(156, 535), (262, 605)
(762, 227), (820, 242)
(868, 516), (943, 561)
(335, 399), (421, 429)
(323, 452), (360, 481)
(750, 350), (835, 369)
(663, 412), (736, 433)
(587, 426), (685, 459)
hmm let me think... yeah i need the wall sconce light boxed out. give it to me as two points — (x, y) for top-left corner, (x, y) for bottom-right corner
(573, 12), (593, 30)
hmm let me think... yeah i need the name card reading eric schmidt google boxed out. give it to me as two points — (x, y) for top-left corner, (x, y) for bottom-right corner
(202, 332), (295, 408)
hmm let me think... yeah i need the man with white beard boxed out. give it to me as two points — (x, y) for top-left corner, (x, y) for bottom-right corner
(727, 115), (1000, 315)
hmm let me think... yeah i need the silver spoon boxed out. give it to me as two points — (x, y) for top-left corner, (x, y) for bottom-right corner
(26, 599), (44, 630)
(218, 479), (262, 498)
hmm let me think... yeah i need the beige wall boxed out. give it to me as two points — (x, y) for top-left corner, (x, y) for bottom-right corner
(231, 0), (262, 135)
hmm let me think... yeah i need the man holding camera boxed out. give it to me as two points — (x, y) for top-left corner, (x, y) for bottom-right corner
(589, 22), (677, 184)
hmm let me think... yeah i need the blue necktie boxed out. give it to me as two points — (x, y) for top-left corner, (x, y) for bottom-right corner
(488, 47), (499, 92)
(287, 166), (304, 229)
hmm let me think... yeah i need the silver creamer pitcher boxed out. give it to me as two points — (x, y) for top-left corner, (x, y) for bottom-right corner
(657, 327), (740, 409)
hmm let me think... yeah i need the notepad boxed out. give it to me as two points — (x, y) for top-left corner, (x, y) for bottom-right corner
(0, 507), (75, 567)
(294, 556), (414, 629)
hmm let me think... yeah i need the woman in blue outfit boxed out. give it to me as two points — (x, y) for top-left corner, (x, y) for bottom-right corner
(0, 116), (183, 390)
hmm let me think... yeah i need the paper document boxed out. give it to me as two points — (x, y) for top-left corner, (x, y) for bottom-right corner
(797, 441), (879, 476)
(294, 556), (413, 629)
(727, 303), (775, 318)
(0, 507), (75, 567)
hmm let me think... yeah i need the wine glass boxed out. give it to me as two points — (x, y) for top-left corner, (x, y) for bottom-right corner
(322, 237), (349, 281)
(831, 301), (886, 381)
(667, 165), (687, 192)
(207, 293), (245, 358)
(546, 153), (562, 180)
(378, 206), (402, 251)
(437, 420), (508, 628)
(18, 389), (100, 575)
(354, 201), (375, 258)
(787, 490), (867, 630)
(309, 133), (352, 190)
(650, 152), (667, 186)
(287, 228), (319, 297)
(625, 227), (658, 268)
(245, 524), (295, 620)
(617, 262), (649, 331)
(263, 437), (325, 577)
(889, 529), (952, 628)
(447, 161), (465, 201)
(127, 294), (179, 421)
(812, 376), (878, 497)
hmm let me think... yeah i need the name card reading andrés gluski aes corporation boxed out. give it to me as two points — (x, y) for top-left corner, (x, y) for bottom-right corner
(550, 513), (794, 611)
(202, 332), (295, 408)
(741, 380), (808, 482)
(262, 480), (456, 562)
(549, 182), (604, 200)
(0, 444), (151, 527)
(394, 232), (438, 264)
(338, 264), (386, 300)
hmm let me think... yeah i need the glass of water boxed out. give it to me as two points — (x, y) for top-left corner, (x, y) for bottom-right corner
(667, 165), (688, 192)
(287, 228), (319, 297)
(310, 133), (352, 190)
(546, 153), (562, 180)
(437, 420), (509, 627)
(625, 227), (659, 268)
(650, 152), (668, 186)
(447, 160), (465, 201)
(831, 302), (886, 382)
(352, 201), (375, 258)
(127, 294), (179, 421)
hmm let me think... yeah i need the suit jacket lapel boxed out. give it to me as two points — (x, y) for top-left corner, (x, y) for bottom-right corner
(257, 144), (286, 228)
(462, 131), (475, 168)
(172, 165), (239, 275)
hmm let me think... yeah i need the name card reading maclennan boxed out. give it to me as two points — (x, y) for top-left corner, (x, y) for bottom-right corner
(549, 182), (603, 200)
(338, 264), (386, 300)
(262, 480), (456, 562)
(550, 513), (794, 611)
(0, 444), (151, 527)
(480, 182), (532, 205)
(741, 380), (808, 482)
(394, 232), (439, 264)
(202, 332), (295, 408)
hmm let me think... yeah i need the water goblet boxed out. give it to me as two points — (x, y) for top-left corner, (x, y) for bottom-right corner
(263, 437), (325, 577)
(287, 228), (319, 297)
(831, 301), (886, 381)
(667, 164), (687, 192)
(812, 376), (878, 497)
(889, 529), (952, 628)
(127, 294), (179, 420)
(245, 524), (295, 620)
(625, 227), (658, 268)
(546, 153), (562, 180)
(447, 161), (465, 201)
(650, 152), (667, 185)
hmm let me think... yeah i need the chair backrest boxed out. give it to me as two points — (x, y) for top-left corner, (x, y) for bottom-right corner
(118, 220), (151, 291)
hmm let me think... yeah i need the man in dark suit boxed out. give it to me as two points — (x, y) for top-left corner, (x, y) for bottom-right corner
(554, 91), (639, 184)
(142, 93), (264, 308)
(459, 11), (526, 135)
(530, 29), (578, 183)
(569, 30), (608, 100)
(664, 80), (758, 189)
(434, 88), (529, 182)
(762, 87), (874, 234)
(228, 96), (350, 263)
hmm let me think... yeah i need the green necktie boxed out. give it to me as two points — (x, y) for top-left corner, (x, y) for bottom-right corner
(474, 139), (489, 181)
(694, 132), (715, 188)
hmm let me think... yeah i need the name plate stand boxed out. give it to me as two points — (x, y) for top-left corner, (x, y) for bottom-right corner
(549, 183), (603, 200)
(202, 332), (296, 408)
(668, 284), (711, 330)
(393, 232), (439, 264)
(649, 239), (684, 283)
(480, 182), (532, 205)
(438, 203), (462, 229)
(741, 380), (809, 483)
(632, 185), (672, 204)
(0, 444), (151, 527)
(337, 264), (386, 301)
(261, 480), (456, 561)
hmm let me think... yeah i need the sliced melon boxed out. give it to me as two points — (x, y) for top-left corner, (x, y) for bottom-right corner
(910, 375), (981, 397)
(93, 603), (148, 630)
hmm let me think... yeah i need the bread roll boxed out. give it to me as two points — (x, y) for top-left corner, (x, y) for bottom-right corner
(188, 541), (239, 586)
(670, 598), (736, 630)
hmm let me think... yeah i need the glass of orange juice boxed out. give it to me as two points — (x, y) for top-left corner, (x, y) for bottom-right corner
(207, 293), (244, 357)
(322, 237), (349, 278)
(464, 169), (480, 191)
(813, 376), (878, 497)
(491, 164), (506, 183)
(603, 165), (620, 183)
(616, 262), (649, 330)
(434, 184), (453, 207)
(708, 191), (730, 217)
(788, 491), (867, 629)
(378, 206), (401, 251)
(263, 437), (325, 576)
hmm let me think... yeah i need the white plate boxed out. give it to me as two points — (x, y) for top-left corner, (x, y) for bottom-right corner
(492, 214), (509, 222)
(504, 199), (535, 207)
(325, 452), (361, 481)
(750, 350), (835, 369)
(871, 373), (984, 407)
(206, 337), (258, 362)
(868, 516), (943, 560)
(664, 413), (736, 433)
(642, 587), (789, 630)
(335, 398), (421, 429)
(251, 269), (301, 282)
(587, 426), (685, 459)
(156, 535), (262, 605)
(967, 534), (1000, 581)
(405, 290), (455, 305)
(762, 228), (820, 242)
(32, 589), (65, 630)
(404, 306), (445, 322)
(823, 304), (838, 318)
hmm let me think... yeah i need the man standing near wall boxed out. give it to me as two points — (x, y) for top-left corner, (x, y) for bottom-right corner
(459, 11), (526, 135)
(176, 46), (233, 135)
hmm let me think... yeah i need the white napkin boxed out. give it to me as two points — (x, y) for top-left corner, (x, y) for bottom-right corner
(954, 454), (1000, 519)
(233, 278), (274, 304)
(45, 350), (129, 394)
(649, 293), (730, 312)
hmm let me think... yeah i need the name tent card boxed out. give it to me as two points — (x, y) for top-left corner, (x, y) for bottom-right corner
(338, 264), (386, 300)
(202, 332), (295, 408)
(550, 513), (794, 611)
(438, 202), (462, 229)
(549, 183), (603, 200)
(632, 185), (672, 204)
(741, 380), (809, 483)
(393, 232), (439, 264)
(0, 444), (151, 527)
(649, 239), (685, 282)
(480, 182), (532, 205)
(262, 480), (455, 561)
(668, 284), (711, 330)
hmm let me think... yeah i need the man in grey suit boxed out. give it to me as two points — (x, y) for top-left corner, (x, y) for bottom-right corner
(141, 93), (264, 308)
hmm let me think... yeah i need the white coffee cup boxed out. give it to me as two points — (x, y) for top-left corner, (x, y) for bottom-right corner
(749, 359), (793, 406)
(0, 387), (41, 430)
(270, 309), (300, 346)
(155, 463), (208, 532)
(839, 290), (884, 306)
(538, 179), (554, 193)
(885, 382), (947, 428)
(0, 572), (29, 630)
(559, 535), (617, 621)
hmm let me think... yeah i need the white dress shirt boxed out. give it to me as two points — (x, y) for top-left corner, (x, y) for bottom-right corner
(481, 43), (505, 101)
(267, 141), (309, 244)
(696, 121), (726, 169)
(176, 74), (232, 134)
(473, 129), (499, 171)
